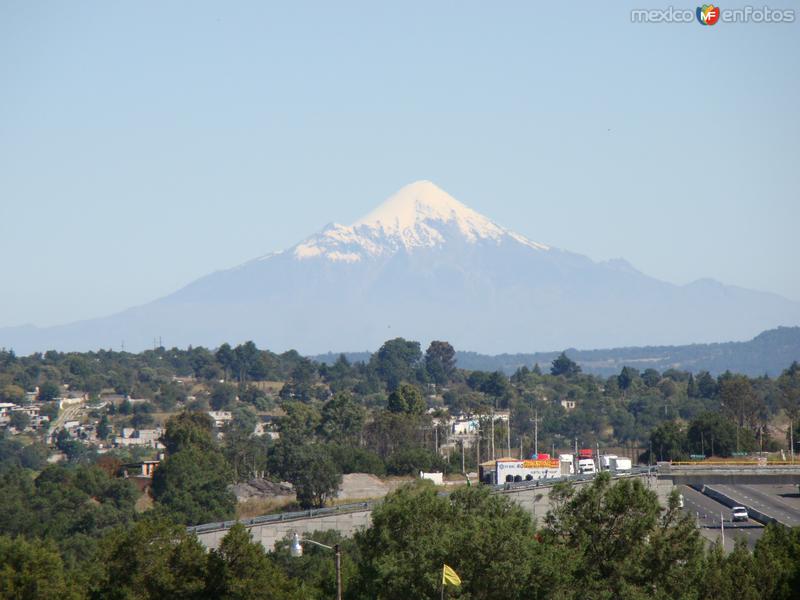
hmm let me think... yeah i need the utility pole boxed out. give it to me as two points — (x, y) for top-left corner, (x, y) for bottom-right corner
(720, 512), (725, 549)
(334, 544), (342, 600)
(596, 441), (601, 472)
(791, 419), (795, 464)
(461, 438), (465, 474)
(534, 409), (540, 456)
(491, 411), (495, 461)
(506, 414), (511, 457)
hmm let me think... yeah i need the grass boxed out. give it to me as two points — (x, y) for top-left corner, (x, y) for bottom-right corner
(236, 496), (296, 519)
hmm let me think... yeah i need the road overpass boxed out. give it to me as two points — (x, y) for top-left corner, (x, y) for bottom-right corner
(190, 469), (664, 551)
(191, 464), (800, 553)
(659, 462), (800, 486)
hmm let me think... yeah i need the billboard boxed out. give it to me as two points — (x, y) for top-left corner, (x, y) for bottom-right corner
(496, 459), (561, 483)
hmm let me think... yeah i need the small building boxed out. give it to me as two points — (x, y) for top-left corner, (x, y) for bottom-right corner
(208, 411), (233, 428)
(114, 427), (164, 449)
(122, 460), (161, 494)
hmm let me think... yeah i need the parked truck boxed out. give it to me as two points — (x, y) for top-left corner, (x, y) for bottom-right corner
(599, 454), (618, 471)
(611, 457), (632, 471)
(577, 457), (596, 474)
(559, 454), (575, 475)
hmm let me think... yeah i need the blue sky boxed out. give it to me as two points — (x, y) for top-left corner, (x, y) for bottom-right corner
(1, 1), (798, 328)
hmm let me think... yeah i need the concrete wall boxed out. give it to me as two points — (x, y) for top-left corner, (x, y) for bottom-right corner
(196, 508), (373, 551)
(195, 473), (664, 552)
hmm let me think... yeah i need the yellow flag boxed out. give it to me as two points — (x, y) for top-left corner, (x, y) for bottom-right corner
(442, 564), (461, 587)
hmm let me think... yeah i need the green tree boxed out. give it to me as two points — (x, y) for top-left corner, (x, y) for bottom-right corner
(0, 535), (83, 600)
(0, 384), (25, 403)
(696, 371), (717, 399)
(551, 352), (581, 377)
(151, 445), (235, 525)
(424, 341), (456, 385)
(205, 523), (302, 600)
(37, 382), (60, 402)
(385, 447), (445, 475)
(224, 406), (269, 483)
(545, 472), (704, 600)
(282, 444), (342, 509)
(215, 343), (236, 381)
(752, 524), (800, 600)
(232, 341), (261, 383)
(9, 411), (30, 431)
(371, 338), (422, 391)
(319, 392), (365, 444)
(161, 412), (216, 454)
(719, 374), (763, 433)
(687, 411), (753, 457)
(96, 415), (110, 440)
(19, 443), (48, 470)
(642, 368), (661, 388)
(779, 361), (800, 424)
(94, 515), (208, 600)
(364, 411), (431, 461)
(210, 383), (237, 411)
(276, 401), (321, 445)
(272, 530), (358, 600)
(687, 372), (699, 397)
(386, 383), (426, 415)
(648, 421), (688, 462)
(352, 482), (540, 600)
(480, 371), (510, 400)
(38, 402), (59, 422)
(152, 412), (235, 525)
(617, 366), (640, 391)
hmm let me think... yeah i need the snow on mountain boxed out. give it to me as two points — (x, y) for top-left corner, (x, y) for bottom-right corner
(1, 180), (799, 355)
(291, 180), (549, 263)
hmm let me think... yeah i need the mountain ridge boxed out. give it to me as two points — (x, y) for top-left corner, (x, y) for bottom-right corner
(1, 181), (798, 355)
(313, 326), (800, 378)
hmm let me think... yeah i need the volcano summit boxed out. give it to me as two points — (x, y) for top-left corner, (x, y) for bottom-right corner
(2, 181), (798, 354)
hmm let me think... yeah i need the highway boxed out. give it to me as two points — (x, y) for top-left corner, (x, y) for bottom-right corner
(710, 484), (800, 528)
(677, 485), (763, 551)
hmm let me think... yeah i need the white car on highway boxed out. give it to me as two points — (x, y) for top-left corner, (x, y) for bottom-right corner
(731, 506), (749, 522)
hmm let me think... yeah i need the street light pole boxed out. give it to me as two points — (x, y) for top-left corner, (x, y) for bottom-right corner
(291, 533), (342, 600)
(334, 544), (342, 600)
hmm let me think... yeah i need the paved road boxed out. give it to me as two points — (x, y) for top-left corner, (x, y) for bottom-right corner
(48, 404), (82, 437)
(712, 484), (800, 528)
(678, 485), (763, 551)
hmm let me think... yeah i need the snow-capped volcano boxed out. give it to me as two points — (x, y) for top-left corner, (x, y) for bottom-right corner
(2, 181), (799, 355)
(292, 180), (548, 263)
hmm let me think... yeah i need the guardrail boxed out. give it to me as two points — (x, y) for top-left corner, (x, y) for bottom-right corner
(189, 468), (656, 536)
(694, 485), (785, 528)
(188, 500), (376, 535)
(671, 461), (799, 467)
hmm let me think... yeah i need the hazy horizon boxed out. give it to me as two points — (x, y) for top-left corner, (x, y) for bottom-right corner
(1, 1), (798, 328)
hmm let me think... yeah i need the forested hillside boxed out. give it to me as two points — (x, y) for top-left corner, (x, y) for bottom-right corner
(427, 326), (799, 377)
(1, 337), (800, 598)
